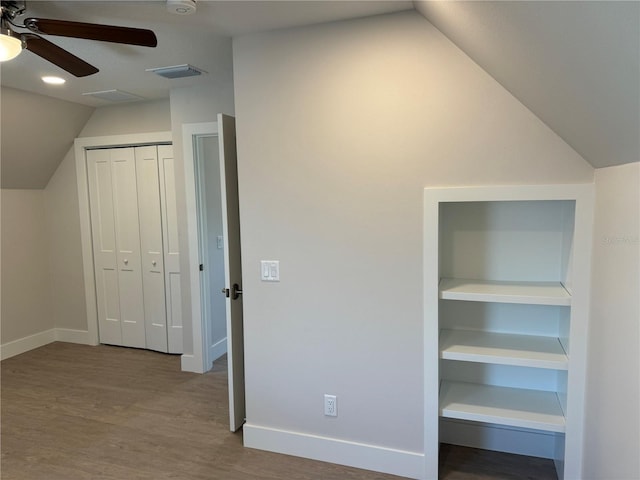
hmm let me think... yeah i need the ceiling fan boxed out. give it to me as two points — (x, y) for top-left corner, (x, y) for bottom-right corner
(0, 0), (157, 77)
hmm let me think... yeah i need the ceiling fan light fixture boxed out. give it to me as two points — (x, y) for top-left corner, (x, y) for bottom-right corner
(0, 28), (22, 62)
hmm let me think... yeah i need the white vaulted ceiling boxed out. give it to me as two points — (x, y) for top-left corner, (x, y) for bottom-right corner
(0, 1), (413, 188)
(414, 0), (640, 168)
(0, 1), (413, 106)
(0, 0), (638, 189)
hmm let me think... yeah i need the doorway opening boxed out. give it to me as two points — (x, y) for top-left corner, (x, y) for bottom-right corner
(194, 133), (227, 367)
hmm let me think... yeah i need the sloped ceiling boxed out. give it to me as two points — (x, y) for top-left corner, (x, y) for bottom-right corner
(414, 0), (640, 168)
(0, 1), (412, 106)
(0, 1), (412, 190)
(1, 0), (637, 188)
(1, 87), (94, 189)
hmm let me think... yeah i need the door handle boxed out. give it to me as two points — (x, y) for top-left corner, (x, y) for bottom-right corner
(232, 283), (242, 300)
(222, 284), (242, 299)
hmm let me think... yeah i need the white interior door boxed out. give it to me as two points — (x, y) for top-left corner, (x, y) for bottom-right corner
(110, 148), (146, 348)
(158, 145), (183, 354)
(218, 114), (245, 432)
(135, 145), (168, 353)
(87, 149), (121, 346)
(88, 147), (146, 348)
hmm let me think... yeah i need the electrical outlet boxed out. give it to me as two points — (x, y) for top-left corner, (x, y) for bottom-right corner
(324, 394), (337, 417)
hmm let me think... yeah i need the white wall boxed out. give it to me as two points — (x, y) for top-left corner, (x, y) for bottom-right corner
(43, 149), (88, 333)
(584, 162), (640, 480)
(0, 87), (94, 189)
(79, 99), (171, 137)
(1, 190), (53, 343)
(232, 10), (593, 476)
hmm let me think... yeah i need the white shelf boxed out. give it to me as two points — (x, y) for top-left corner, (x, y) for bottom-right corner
(439, 381), (566, 433)
(439, 278), (571, 306)
(440, 329), (568, 370)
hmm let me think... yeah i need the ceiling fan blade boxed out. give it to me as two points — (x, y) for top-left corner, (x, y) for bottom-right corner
(22, 33), (99, 77)
(24, 18), (157, 47)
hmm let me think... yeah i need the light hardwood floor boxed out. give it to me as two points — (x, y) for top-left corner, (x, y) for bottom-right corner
(1, 342), (557, 479)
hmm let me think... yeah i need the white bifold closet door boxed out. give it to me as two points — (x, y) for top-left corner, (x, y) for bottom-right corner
(87, 147), (146, 348)
(157, 146), (183, 353)
(87, 145), (182, 353)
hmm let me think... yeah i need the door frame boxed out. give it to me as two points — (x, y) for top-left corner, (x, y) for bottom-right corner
(74, 131), (173, 347)
(182, 121), (220, 373)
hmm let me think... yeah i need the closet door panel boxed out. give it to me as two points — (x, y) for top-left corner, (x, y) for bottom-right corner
(158, 145), (183, 353)
(135, 146), (168, 353)
(110, 148), (146, 348)
(100, 269), (121, 335)
(87, 149), (122, 345)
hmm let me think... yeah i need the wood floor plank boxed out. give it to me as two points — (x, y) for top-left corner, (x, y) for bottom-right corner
(1, 342), (557, 479)
(1, 343), (403, 480)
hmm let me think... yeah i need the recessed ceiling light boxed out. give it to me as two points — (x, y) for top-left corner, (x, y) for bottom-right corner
(42, 76), (66, 85)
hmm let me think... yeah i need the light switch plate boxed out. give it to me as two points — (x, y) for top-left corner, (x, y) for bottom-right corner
(217, 236), (223, 249)
(260, 260), (279, 281)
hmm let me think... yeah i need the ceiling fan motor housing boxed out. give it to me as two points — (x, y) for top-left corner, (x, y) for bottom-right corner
(1, 1), (25, 21)
(167, 0), (196, 15)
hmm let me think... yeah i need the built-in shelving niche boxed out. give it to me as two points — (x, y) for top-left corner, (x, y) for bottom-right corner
(424, 186), (593, 480)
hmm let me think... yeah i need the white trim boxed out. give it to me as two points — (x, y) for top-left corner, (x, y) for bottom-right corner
(180, 354), (199, 373)
(243, 424), (425, 480)
(182, 122), (218, 374)
(423, 183), (594, 202)
(423, 188), (441, 480)
(74, 132), (173, 349)
(55, 328), (91, 345)
(75, 132), (172, 151)
(423, 183), (594, 480)
(0, 329), (56, 360)
(210, 337), (227, 363)
(0, 328), (92, 360)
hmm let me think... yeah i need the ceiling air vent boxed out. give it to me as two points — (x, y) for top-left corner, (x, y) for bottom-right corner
(146, 64), (206, 79)
(82, 89), (144, 102)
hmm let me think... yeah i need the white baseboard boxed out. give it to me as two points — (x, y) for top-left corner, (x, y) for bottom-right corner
(1, 328), (93, 361)
(0, 329), (56, 361)
(55, 328), (91, 345)
(209, 337), (227, 363)
(440, 418), (558, 459)
(243, 423), (425, 480)
(182, 338), (227, 374)
(181, 354), (204, 373)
